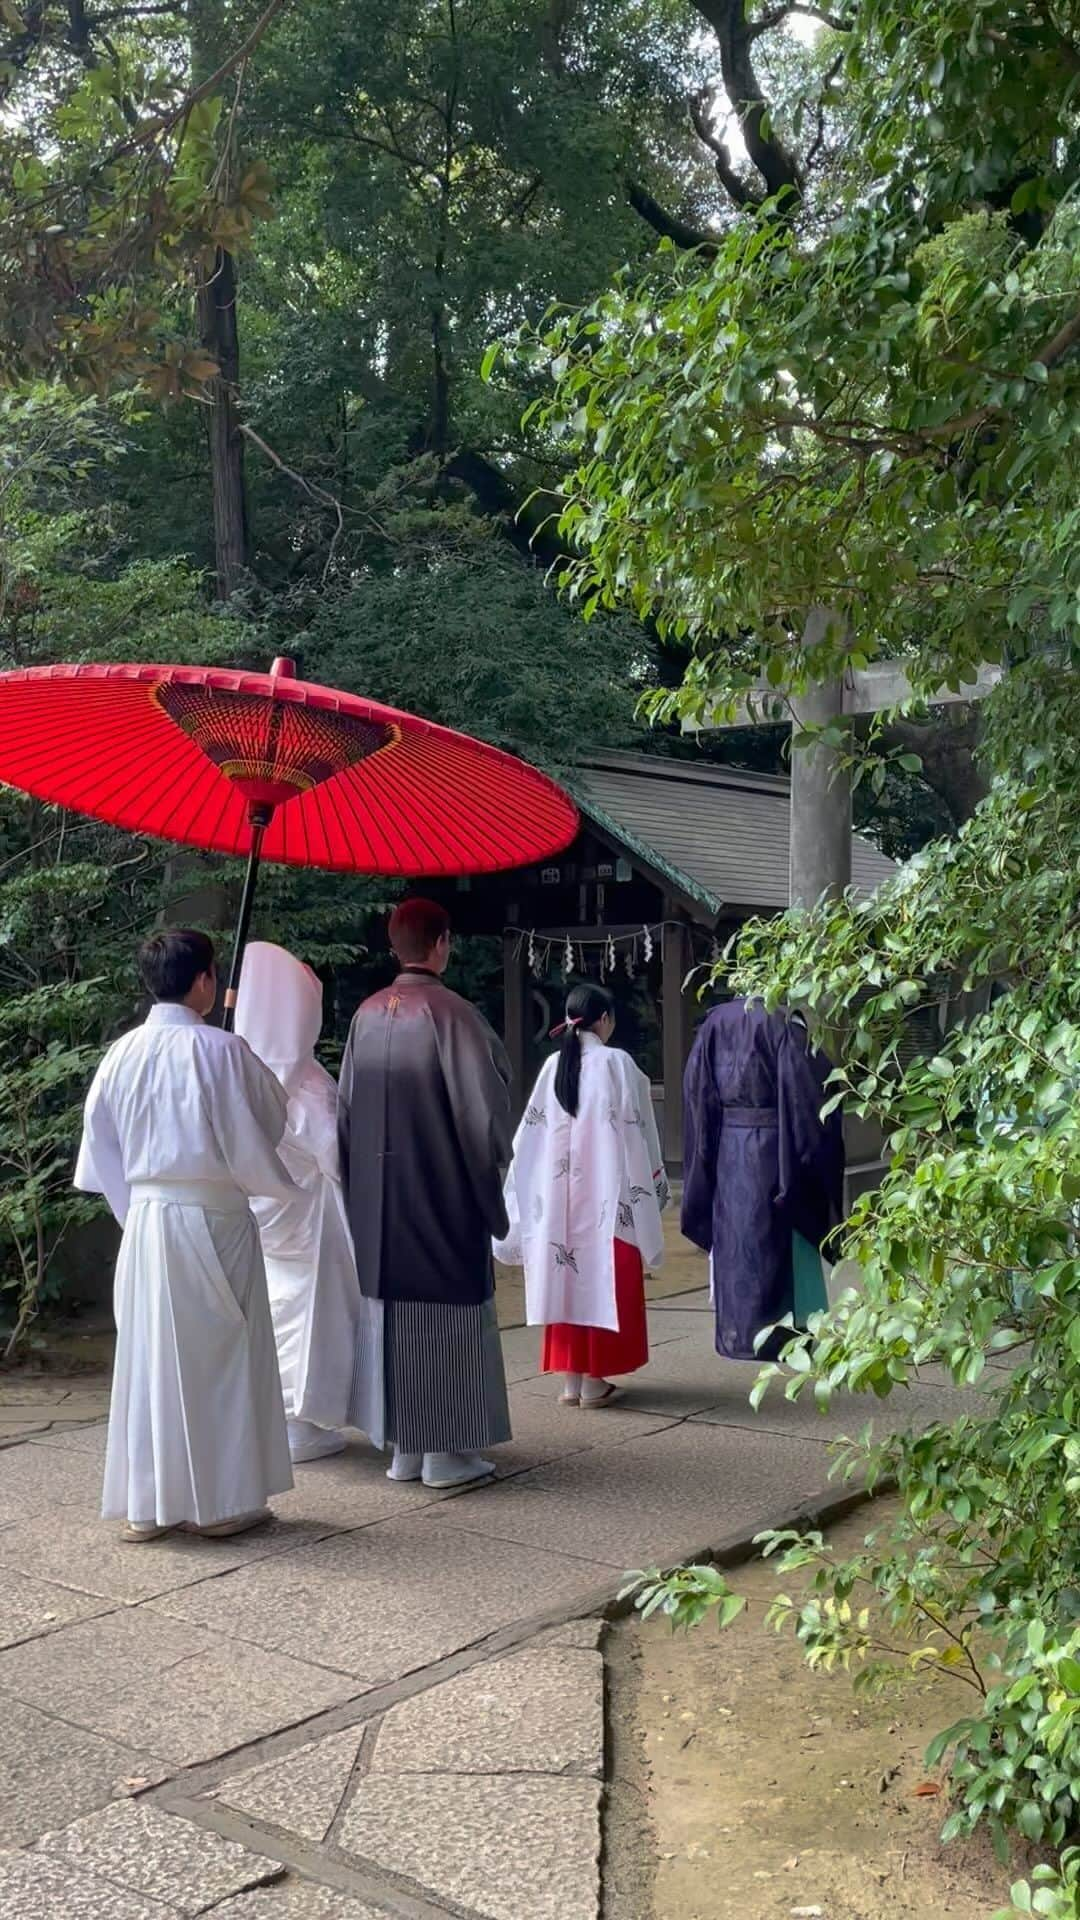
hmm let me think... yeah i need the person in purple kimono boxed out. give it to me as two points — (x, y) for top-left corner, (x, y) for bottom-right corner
(681, 996), (845, 1361)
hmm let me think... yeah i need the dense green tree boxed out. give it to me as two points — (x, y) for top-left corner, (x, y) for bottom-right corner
(0, 1), (952, 1354)
(518, 1), (1080, 1905)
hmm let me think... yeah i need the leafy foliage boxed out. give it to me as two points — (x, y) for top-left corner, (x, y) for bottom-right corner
(296, 532), (650, 768)
(620, 1562), (746, 1632)
(0, 0), (277, 394)
(505, 6), (1080, 733)
(521, 0), (1080, 1902)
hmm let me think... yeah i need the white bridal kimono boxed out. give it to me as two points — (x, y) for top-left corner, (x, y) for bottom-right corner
(494, 1036), (668, 1331)
(235, 942), (383, 1445)
(75, 1002), (296, 1528)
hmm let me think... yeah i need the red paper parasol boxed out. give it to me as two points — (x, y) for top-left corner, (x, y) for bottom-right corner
(0, 656), (578, 1020)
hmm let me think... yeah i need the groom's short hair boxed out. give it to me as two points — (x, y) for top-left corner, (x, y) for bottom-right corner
(139, 928), (216, 1003)
(388, 898), (450, 965)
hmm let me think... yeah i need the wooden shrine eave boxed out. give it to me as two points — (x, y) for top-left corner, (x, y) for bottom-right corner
(570, 751), (894, 915)
(437, 749), (894, 943)
(576, 798), (719, 925)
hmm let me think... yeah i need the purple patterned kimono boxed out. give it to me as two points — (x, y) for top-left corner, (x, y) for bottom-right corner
(681, 998), (845, 1361)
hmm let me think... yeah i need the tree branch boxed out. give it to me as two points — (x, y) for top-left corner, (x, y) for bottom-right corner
(690, 88), (762, 207)
(925, 300), (1080, 445)
(444, 445), (567, 566)
(625, 176), (720, 254)
(105, 0), (290, 162)
(875, 711), (988, 829)
(747, 4), (850, 35)
(692, 0), (803, 203)
(238, 422), (344, 584)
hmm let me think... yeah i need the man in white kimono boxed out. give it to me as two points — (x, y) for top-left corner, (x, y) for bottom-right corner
(76, 928), (296, 1542)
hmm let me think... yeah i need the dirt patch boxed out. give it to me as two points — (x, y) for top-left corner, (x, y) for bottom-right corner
(606, 1499), (1010, 1920)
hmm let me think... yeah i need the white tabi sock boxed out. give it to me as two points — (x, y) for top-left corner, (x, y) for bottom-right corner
(421, 1452), (496, 1489)
(287, 1419), (347, 1463)
(386, 1450), (423, 1482)
(581, 1376), (615, 1405)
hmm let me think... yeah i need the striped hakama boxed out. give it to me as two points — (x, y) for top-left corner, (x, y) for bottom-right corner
(383, 1299), (510, 1455)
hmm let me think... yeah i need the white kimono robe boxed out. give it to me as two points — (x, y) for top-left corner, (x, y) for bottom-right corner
(494, 1036), (669, 1331)
(235, 943), (383, 1445)
(75, 1001), (296, 1528)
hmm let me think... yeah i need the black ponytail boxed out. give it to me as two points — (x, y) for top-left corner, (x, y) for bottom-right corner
(553, 983), (614, 1117)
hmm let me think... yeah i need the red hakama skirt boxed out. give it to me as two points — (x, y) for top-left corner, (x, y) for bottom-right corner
(541, 1238), (649, 1377)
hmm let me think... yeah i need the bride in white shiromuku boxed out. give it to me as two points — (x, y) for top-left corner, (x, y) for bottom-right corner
(235, 942), (384, 1460)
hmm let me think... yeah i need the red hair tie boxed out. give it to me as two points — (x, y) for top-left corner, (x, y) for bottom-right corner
(549, 1014), (584, 1038)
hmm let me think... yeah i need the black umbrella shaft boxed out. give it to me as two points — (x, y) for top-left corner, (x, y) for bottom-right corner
(222, 816), (267, 1032)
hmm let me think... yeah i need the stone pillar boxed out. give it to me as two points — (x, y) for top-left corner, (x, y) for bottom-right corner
(661, 913), (691, 1174)
(503, 931), (528, 1124)
(789, 667), (851, 909)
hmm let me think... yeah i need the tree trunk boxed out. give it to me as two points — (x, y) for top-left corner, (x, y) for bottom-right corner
(190, 0), (249, 597)
(877, 708), (989, 831)
(197, 246), (248, 596)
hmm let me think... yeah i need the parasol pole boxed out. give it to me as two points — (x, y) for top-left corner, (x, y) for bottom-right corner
(222, 804), (271, 1031)
(221, 654), (293, 1031)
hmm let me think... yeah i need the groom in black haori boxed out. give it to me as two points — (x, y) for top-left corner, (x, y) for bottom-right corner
(337, 897), (513, 1491)
(681, 996), (845, 1361)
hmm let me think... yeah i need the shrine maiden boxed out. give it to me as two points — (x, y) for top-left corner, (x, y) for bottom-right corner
(495, 983), (669, 1407)
(75, 929), (295, 1541)
(681, 995), (845, 1361)
(235, 941), (383, 1460)
(338, 898), (513, 1491)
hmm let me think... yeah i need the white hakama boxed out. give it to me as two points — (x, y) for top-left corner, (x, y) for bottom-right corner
(235, 944), (384, 1448)
(107, 1184), (291, 1526)
(75, 1002), (296, 1528)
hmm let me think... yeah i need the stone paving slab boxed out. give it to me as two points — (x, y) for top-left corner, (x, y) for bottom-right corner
(213, 1882), (390, 1919)
(268, 1440), (448, 1530)
(0, 1607), (356, 1766)
(0, 1441), (103, 1522)
(212, 1728), (363, 1844)
(0, 1379), (111, 1449)
(0, 1692), (167, 1847)
(0, 1508), (339, 1606)
(542, 1617), (605, 1651)
(493, 1386), (678, 1474)
(28, 1421), (109, 1457)
(38, 1800), (285, 1913)
(0, 1236), (989, 1920)
(497, 1322), (546, 1383)
(512, 1332), (733, 1419)
(150, 1514), (614, 1684)
(423, 1418), (836, 1568)
(689, 1368), (980, 1443)
(0, 1563), (116, 1649)
(371, 1646), (603, 1778)
(0, 1851), (178, 1919)
(644, 1287), (711, 1311)
(0, 1417), (52, 1444)
(339, 1774), (601, 1920)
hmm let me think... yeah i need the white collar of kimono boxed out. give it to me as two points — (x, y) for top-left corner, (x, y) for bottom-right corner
(233, 939), (323, 1093)
(579, 1030), (604, 1048)
(145, 1001), (204, 1027)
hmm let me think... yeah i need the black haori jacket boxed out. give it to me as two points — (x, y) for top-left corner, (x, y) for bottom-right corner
(338, 969), (512, 1308)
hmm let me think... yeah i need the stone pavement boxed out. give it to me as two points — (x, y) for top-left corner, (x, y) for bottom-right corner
(0, 1376), (111, 1447)
(0, 1260), (986, 1920)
